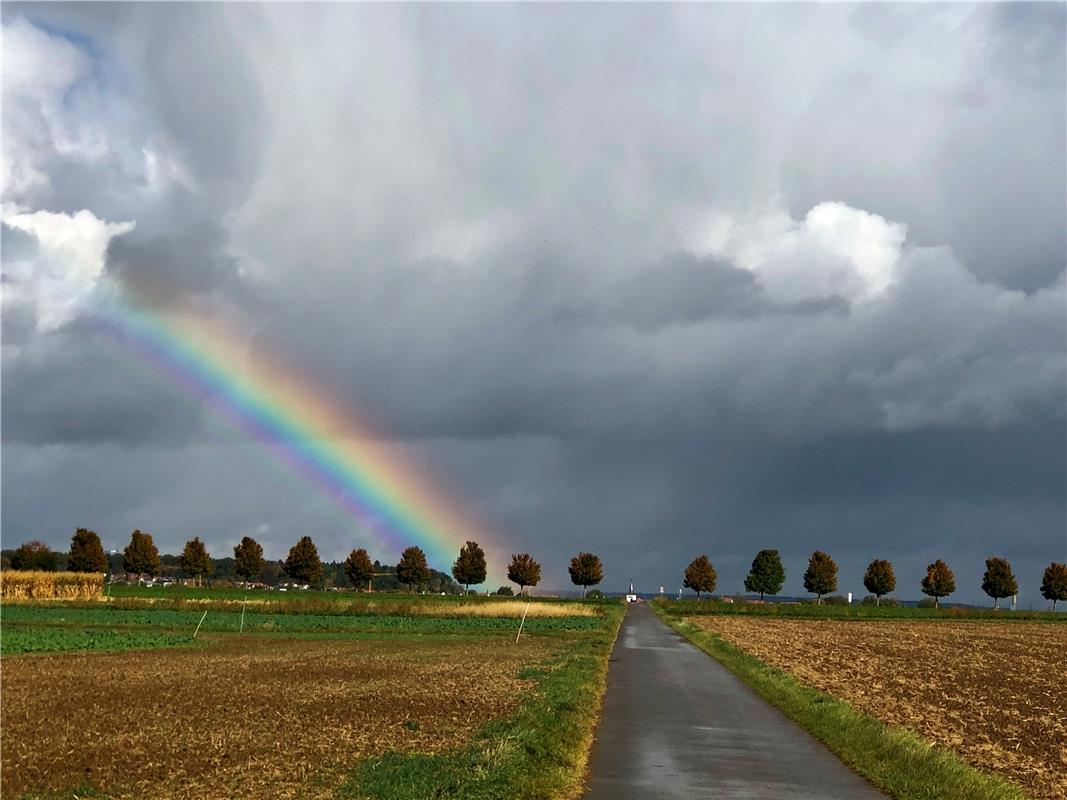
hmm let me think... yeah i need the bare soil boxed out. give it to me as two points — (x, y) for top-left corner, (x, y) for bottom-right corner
(1, 634), (554, 799)
(693, 617), (1067, 800)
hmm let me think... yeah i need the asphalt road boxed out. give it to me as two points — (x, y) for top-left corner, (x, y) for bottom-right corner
(582, 603), (889, 800)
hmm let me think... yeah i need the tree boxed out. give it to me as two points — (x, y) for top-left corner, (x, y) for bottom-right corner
(683, 555), (717, 599)
(180, 537), (214, 586)
(11, 540), (59, 572)
(495, 586), (515, 596)
(452, 541), (488, 590)
(982, 557), (1018, 609)
(507, 553), (542, 595)
(68, 529), (108, 573)
(234, 536), (266, 582)
(1040, 562), (1067, 611)
(568, 552), (604, 597)
(284, 536), (322, 585)
(744, 549), (785, 601)
(921, 559), (956, 608)
(123, 530), (161, 576)
(344, 547), (375, 590)
(803, 551), (838, 604)
(862, 559), (896, 606)
(396, 546), (430, 591)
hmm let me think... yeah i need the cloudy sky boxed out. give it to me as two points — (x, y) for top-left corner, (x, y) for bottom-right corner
(3, 3), (1064, 603)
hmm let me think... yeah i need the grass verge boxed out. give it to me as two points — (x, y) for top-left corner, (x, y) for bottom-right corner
(652, 604), (1029, 800)
(335, 606), (624, 800)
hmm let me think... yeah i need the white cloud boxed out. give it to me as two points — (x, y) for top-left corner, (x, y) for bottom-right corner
(3, 205), (134, 332)
(692, 202), (908, 303)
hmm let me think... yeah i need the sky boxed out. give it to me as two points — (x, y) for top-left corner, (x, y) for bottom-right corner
(2, 3), (1065, 605)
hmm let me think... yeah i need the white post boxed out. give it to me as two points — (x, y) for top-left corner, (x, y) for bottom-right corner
(193, 609), (209, 639)
(240, 595), (247, 634)
(515, 602), (531, 644)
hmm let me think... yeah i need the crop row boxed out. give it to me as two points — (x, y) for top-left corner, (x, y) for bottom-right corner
(0, 627), (191, 655)
(0, 605), (604, 634)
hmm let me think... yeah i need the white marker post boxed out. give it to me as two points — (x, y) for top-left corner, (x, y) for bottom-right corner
(240, 595), (247, 634)
(515, 602), (531, 644)
(192, 609), (209, 639)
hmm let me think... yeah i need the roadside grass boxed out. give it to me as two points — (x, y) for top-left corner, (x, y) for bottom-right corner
(653, 604), (1029, 800)
(660, 598), (1063, 622)
(335, 605), (624, 800)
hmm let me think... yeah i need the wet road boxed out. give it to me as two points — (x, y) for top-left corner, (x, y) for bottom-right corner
(582, 603), (889, 800)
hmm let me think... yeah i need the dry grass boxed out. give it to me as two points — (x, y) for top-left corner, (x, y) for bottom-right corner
(77, 596), (598, 618)
(0, 571), (102, 600)
(693, 616), (1067, 800)
(1, 635), (557, 799)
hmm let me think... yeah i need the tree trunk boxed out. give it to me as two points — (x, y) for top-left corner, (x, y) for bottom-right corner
(934, 596), (939, 609)
(759, 591), (764, 601)
(994, 597), (999, 609)
(876, 595), (880, 607)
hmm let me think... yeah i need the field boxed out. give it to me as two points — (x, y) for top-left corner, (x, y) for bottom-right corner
(1, 595), (622, 799)
(688, 615), (1067, 800)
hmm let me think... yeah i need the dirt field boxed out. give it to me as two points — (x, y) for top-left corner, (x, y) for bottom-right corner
(692, 616), (1067, 800)
(1, 634), (555, 799)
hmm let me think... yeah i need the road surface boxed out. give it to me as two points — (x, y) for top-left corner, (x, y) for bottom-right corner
(582, 603), (889, 800)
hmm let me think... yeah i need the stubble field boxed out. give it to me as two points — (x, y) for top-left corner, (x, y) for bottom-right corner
(691, 616), (1067, 800)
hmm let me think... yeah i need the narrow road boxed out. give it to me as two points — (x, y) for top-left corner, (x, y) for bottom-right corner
(582, 603), (889, 800)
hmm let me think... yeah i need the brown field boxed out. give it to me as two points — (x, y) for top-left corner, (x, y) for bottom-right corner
(693, 616), (1067, 800)
(1, 634), (555, 799)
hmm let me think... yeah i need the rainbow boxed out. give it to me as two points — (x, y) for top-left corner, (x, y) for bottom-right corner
(93, 294), (503, 582)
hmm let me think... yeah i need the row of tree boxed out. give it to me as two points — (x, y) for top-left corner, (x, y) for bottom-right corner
(3, 530), (606, 596)
(683, 549), (1067, 609)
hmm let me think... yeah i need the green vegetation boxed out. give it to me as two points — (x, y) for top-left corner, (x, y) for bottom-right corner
(657, 597), (1065, 622)
(337, 605), (624, 800)
(1, 626), (193, 655)
(653, 604), (1028, 800)
(744, 549), (785, 601)
(1, 604), (603, 649)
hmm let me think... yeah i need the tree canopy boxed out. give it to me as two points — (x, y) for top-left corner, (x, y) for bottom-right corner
(862, 559), (896, 605)
(284, 536), (323, 585)
(802, 551), (838, 602)
(744, 549), (785, 600)
(123, 530), (161, 576)
(921, 559), (956, 607)
(396, 546), (431, 591)
(568, 552), (604, 596)
(10, 540), (59, 572)
(683, 555), (717, 598)
(68, 528), (108, 573)
(344, 547), (375, 589)
(981, 557), (1018, 609)
(180, 537), (214, 585)
(507, 553), (541, 595)
(1040, 562), (1067, 610)
(452, 541), (487, 589)
(234, 536), (266, 581)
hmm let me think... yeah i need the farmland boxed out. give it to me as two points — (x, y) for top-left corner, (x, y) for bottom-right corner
(0, 594), (622, 799)
(685, 614), (1067, 800)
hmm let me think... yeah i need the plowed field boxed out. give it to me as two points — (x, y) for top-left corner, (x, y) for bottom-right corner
(692, 617), (1067, 800)
(1, 635), (555, 799)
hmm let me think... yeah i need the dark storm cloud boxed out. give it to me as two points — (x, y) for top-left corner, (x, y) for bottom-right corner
(1, 319), (204, 447)
(2, 4), (1064, 603)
